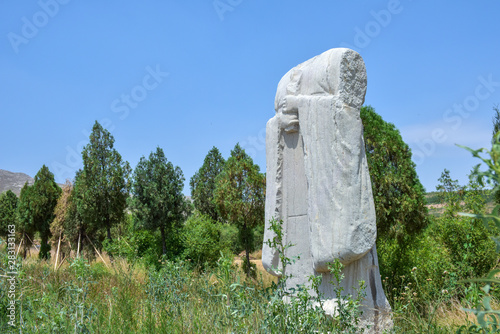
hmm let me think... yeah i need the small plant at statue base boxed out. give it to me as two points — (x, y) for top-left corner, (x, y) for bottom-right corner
(263, 217), (367, 333)
(328, 259), (367, 333)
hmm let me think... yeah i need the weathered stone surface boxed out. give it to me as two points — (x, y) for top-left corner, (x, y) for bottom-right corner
(262, 48), (392, 332)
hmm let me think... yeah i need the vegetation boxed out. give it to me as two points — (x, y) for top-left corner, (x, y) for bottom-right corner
(130, 146), (186, 256)
(1, 105), (500, 333)
(66, 169), (94, 258)
(0, 216), (370, 333)
(15, 182), (36, 258)
(436, 169), (463, 217)
(0, 190), (17, 240)
(213, 144), (265, 277)
(75, 121), (131, 244)
(190, 146), (225, 222)
(361, 105), (428, 240)
(455, 132), (500, 332)
(30, 165), (62, 259)
(50, 181), (73, 266)
(263, 217), (367, 333)
(361, 106), (433, 300)
(492, 104), (500, 142)
(181, 213), (229, 269)
(492, 105), (500, 206)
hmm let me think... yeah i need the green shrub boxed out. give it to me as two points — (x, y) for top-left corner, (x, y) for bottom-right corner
(252, 223), (265, 252)
(454, 132), (500, 332)
(379, 222), (455, 302)
(146, 260), (190, 313)
(436, 216), (497, 279)
(379, 211), (496, 304)
(217, 222), (262, 257)
(219, 223), (240, 254)
(182, 214), (230, 268)
(103, 229), (161, 267)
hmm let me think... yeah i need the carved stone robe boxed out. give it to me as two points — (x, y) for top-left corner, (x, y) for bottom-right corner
(262, 48), (392, 333)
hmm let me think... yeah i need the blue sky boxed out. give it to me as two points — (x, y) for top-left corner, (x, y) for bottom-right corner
(1, 1), (499, 194)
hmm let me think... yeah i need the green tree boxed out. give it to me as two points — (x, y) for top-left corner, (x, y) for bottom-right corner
(190, 146), (225, 221)
(436, 168), (462, 217)
(360, 105), (428, 239)
(76, 121), (131, 244)
(31, 165), (62, 259)
(66, 170), (93, 258)
(16, 182), (36, 258)
(213, 144), (265, 276)
(0, 190), (18, 241)
(361, 106), (430, 289)
(130, 146), (186, 256)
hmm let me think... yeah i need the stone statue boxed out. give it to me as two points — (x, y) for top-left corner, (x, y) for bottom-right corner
(262, 48), (392, 332)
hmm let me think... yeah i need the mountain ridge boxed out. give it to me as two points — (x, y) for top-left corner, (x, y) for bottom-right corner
(0, 169), (35, 196)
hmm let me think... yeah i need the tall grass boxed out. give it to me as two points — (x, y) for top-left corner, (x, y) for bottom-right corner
(0, 244), (493, 333)
(0, 248), (278, 333)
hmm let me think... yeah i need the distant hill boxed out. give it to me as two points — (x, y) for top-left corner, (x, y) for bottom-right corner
(0, 169), (34, 196)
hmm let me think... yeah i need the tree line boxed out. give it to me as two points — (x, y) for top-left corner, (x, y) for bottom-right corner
(2, 105), (498, 278)
(0, 121), (265, 275)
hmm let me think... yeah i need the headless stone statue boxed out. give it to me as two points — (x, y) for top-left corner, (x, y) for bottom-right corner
(262, 48), (392, 332)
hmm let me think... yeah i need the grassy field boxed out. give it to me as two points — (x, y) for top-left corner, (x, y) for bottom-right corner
(0, 190), (497, 333)
(0, 244), (489, 334)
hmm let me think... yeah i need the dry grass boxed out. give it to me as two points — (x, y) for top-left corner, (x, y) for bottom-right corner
(233, 250), (278, 287)
(433, 299), (478, 329)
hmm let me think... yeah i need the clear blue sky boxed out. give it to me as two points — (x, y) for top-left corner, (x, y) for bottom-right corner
(1, 1), (499, 194)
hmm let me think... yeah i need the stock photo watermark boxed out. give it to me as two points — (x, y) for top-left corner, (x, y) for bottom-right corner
(7, 0), (72, 54)
(240, 74), (499, 165)
(51, 64), (169, 181)
(4, 225), (18, 328)
(111, 65), (169, 120)
(340, 0), (406, 51)
(213, 0), (243, 21)
(241, 128), (266, 160)
(412, 74), (499, 166)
